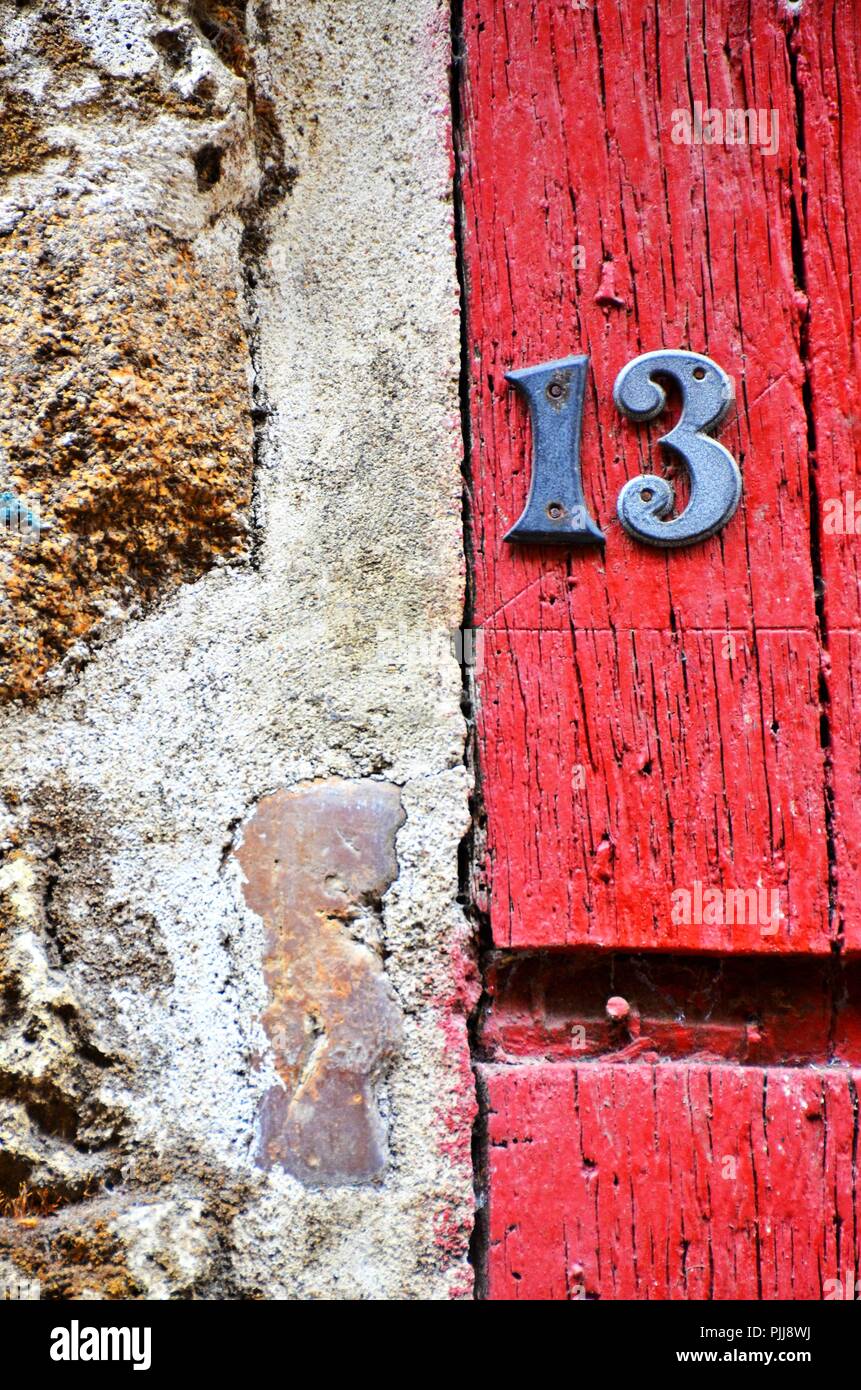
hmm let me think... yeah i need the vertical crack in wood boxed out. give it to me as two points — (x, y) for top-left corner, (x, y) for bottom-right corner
(785, 13), (840, 957)
(450, 0), (491, 1300)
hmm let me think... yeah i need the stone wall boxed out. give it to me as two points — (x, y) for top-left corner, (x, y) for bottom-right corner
(0, 0), (474, 1300)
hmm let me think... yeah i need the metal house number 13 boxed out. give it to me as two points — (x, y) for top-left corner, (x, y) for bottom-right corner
(504, 350), (741, 549)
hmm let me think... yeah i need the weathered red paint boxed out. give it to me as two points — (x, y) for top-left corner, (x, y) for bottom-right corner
(798, 2), (861, 633)
(479, 628), (826, 951)
(459, 0), (861, 954)
(458, 0), (861, 1300)
(483, 1062), (861, 1300)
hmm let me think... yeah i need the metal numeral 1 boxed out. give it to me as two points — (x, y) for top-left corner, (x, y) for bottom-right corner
(503, 355), (605, 546)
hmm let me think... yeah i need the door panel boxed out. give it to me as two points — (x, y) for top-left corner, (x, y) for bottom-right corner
(483, 1062), (861, 1301)
(795, 1), (861, 948)
(459, 0), (861, 1300)
(462, 0), (813, 637)
(461, 0), (857, 953)
(797, 0), (861, 632)
(479, 627), (828, 951)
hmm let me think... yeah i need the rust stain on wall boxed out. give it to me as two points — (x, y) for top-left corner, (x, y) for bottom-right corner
(0, 209), (254, 700)
(236, 780), (405, 1186)
(189, 1), (251, 78)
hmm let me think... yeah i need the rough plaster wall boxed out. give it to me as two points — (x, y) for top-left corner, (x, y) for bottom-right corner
(0, 0), (475, 1299)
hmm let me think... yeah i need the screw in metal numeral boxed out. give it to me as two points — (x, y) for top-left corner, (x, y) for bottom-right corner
(503, 354), (604, 547)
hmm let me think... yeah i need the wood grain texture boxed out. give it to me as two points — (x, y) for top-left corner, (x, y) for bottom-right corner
(797, 0), (861, 630)
(479, 627), (828, 950)
(460, 0), (861, 951)
(462, 0), (861, 1300)
(461, 0), (812, 633)
(829, 632), (861, 952)
(794, 0), (861, 947)
(483, 1062), (861, 1300)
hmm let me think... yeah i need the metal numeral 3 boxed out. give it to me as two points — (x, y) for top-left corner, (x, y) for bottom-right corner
(614, 349), (741, 548)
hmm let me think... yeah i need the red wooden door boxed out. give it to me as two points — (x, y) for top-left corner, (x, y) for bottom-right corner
(457, 0), (861, 1299)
